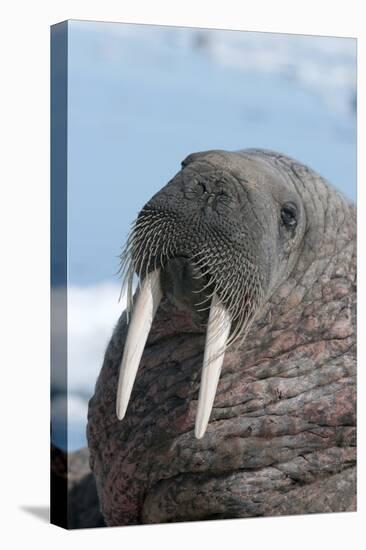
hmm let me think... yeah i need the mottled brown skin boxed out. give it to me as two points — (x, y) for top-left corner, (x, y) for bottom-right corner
(87, 149), (356, 526)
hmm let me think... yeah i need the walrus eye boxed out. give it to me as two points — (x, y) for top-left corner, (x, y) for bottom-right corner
(281, 202), (298, 228)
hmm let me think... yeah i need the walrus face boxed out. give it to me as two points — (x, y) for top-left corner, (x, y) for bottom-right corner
(117, 150), (306, 437)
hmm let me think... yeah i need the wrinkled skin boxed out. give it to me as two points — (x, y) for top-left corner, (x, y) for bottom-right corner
(87, 149), (356, 526)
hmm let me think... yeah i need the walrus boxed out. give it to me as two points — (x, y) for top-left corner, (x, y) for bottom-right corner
(87, 149), (356, 526)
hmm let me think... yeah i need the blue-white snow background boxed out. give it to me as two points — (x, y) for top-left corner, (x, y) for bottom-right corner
(51, 20), (356, 451)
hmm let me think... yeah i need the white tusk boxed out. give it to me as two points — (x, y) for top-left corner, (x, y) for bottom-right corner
(116, 268), (162, 420)
(195, 293), (231, 439)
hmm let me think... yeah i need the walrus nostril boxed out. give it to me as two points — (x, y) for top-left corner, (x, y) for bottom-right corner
(206, 193), (216, 206)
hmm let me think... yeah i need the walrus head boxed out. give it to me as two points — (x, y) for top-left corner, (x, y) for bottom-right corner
(116, 149), (307, 437)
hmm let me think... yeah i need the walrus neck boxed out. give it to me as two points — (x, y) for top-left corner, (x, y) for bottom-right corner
(241, 235), (356, 373)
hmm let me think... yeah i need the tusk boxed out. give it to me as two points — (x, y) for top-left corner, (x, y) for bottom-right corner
(116, 268), (162, 420)
(195, 293), (231, 439)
